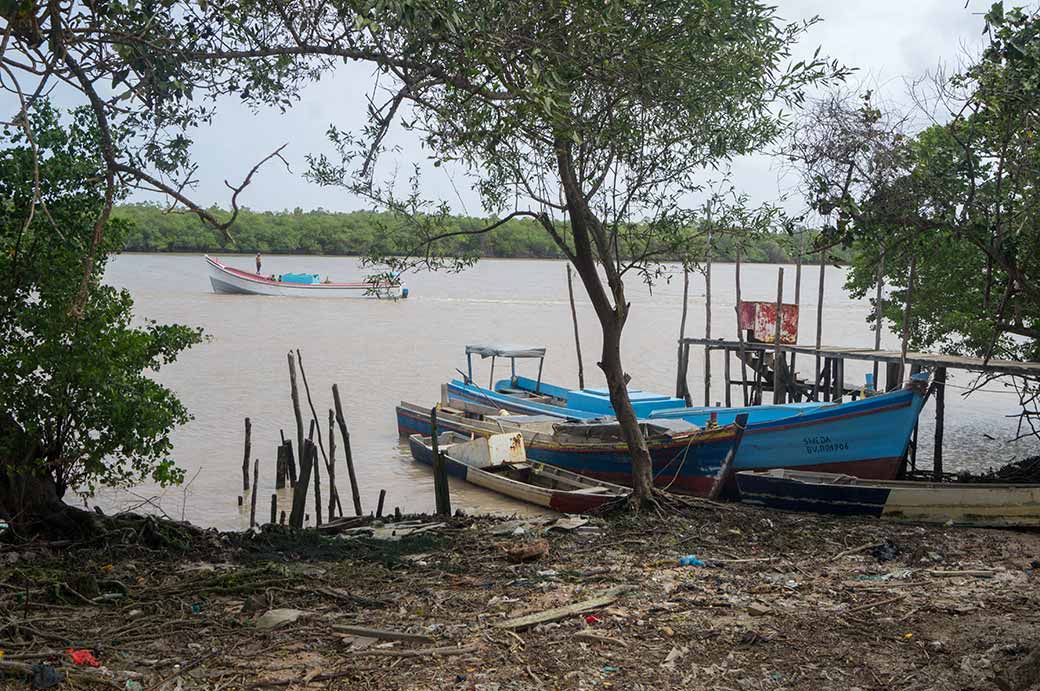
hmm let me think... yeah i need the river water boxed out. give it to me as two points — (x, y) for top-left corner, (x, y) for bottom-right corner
(96, 253), (1034, 529)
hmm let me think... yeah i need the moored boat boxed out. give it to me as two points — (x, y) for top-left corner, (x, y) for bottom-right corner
(735, 468), (1040, 528)
(445, 344), (929, 481)
(397, 401), (743, 494)
(408, 431), (630, 513)
(205, 255), (407, 298)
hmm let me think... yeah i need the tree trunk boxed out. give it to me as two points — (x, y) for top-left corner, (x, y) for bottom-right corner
(0, 461), (100, 537)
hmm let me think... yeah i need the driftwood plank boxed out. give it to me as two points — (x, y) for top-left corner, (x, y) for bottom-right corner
(495, 587), (632, 631)
(352, 644), (478, 658)
(330, 625), (434, 643)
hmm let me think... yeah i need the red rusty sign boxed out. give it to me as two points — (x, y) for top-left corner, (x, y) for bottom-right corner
(738, 301), (799, 344)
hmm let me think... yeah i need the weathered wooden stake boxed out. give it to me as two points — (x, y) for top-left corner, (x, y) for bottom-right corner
(899, 250), (917, 380)
(295, 349), (342, 516)
(676, 267), (690, 401)
(332, 384), (364, 516)
(275, 442), (287, 490)
(872, 249), (886, 388)
(285, 440), (298, 487)
(394, 507), (402, 519)
(242, 417), (252, 491)
(791, 233), (803, 400)
(723, 346), (732, 407)
(566, 264), (585, 390)
(328, 409), (338, 519)
(376, 489), (386, 518)
(248, 458), (259, 529)
(289, 439), (314, 529)
(279, 510), (286, 526)
(703, 229), (713, 406)
(430, 408), (451, 516)
(735, 244), (750, 406)
(772, 267), (785, 404)
(287, 352), (304, 479)
(312, 447), (322, 526)
(933, 367), (946, 481)
(270, 494), (277, 525)
(707, 413), (749, 500)
(813, 250), (826, 401)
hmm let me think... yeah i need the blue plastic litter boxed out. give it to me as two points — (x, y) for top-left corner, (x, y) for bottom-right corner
(679, 555), (706, 566)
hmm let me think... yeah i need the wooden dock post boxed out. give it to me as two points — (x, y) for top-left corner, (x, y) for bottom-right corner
(772, 267), (785, 404)
(723, 346), (732, 407)
(376, 489), (386, 518)
(275, 442), (287, 490)
(933, 367), (946, 480)
(332, 384), (364, 516)
(248, 458), (259, 529)
(708, 413), (749, 500)
(430, 407), (451, 516)
(270, 494), (277, 526)
(899, 250), (918, 381)
(872, 249), (886, 388)
(790, 233), (803, 400)
(289, 440), (314, 529)
(734, 244), (750, 406)
(676, 267), (690, 401)
(566, 264), (585, 390)
(327, 409), (338, 519)
(296, 349), (343, 517)
(287, 351), (305, 480)
(312, 446), (323, 526)
(242, 417), (252, 491)
(813, 250), (826, 401)
(703, 229), (713, 406)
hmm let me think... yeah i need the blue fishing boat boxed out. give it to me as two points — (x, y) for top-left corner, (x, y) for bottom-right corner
(444, 345), (930, 481)
(736, 469), (1040, 528)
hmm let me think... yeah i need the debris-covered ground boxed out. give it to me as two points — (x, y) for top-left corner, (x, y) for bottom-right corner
(2, 502), (1039, 690)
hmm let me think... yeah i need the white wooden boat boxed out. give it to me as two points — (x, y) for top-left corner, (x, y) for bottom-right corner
(409, 432), (630, 512)
(737, 468), (1040, 528)
(205, 256), (407, 298)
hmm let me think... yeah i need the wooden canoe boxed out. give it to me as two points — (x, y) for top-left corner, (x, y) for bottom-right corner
(408, 432), (630, 513)
(736, 468), (1040, 528)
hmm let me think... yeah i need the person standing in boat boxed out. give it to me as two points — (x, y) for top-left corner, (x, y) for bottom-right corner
(255, 252), (262, 274)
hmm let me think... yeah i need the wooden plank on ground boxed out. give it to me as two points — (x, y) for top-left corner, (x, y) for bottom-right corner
(495, 587), (632, 631)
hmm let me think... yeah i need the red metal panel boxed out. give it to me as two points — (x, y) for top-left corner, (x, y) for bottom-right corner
(739, 301), (799, 344)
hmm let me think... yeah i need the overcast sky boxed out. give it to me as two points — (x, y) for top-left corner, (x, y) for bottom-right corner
(33, 1), (1002, 214)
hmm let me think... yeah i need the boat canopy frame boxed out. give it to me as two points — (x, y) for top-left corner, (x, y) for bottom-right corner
(465, 344), (546, 391)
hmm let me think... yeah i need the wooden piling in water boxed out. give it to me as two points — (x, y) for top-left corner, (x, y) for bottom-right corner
(328, 409), (338, 520)
(676, 267), (690, 401)
(249, 458), (259, 529)
(270, 494), (277, 526)
(289, 439), (314, 529)
(791, 234), (803, 400)
(772, 268), (785, 404)
(312, 447), (322, 526)
(430, 407), (451, 516)
(332, 384), (364, 516)
(287, 352), (304, 480)
(295, 349), (343, 516)
(279, 510), (286, 526)
(735, 245), (750, 406)
(275, 442), (288, 490)
(873, 248), (886, 388)
(242, 417), (252, 492)
(376, 489), (386, 518)
(813, 250), (826, 401)
(899, 250), (917, 380)
(566, 264), (585, 390)
(933, 367), (946, 481)
(703, 229), (713, 406)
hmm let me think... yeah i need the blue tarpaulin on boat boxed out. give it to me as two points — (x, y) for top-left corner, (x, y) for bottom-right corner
(281, 273), (320, 284)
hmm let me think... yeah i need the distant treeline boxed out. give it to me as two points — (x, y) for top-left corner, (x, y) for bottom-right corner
(115, 204), (850, 263)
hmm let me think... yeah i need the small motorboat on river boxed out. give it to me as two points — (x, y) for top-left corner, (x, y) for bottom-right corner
(205, 255), (408, 298)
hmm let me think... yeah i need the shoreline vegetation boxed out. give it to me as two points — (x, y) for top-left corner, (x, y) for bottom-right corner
(115, 204), (853, 264)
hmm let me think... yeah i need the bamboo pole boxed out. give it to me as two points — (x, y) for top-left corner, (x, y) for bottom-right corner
(242, 417), (252, 491)
(287, 352), (304, 480)
(566, 264), (585, 390)
(703, 229), (713, 406)
(327, 409), (337, 519)
(872, 249), (885, 389)
(295, 349), (343, 516)
(676, 267), (690, 400)
(332, 384), (364, 516)
(248, 458), (259, 529)
(735, 244), (750, 406)
(899, 250), (917, 380)
(813, 250), (826, 401)
(772, 268), (785, 404)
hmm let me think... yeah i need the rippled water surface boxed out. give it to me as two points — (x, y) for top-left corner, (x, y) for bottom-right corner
(96, 254), (1035, 529)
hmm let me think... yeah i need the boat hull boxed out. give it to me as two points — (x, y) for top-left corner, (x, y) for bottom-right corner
(205, 255), (405, 298)
(736, 469), (1040, 528)
(407, 435), (628, 513)
(396, 403), (739, 495)
(446, 378), (928, 481)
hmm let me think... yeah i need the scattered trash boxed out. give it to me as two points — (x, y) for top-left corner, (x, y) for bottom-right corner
(661, 645), (688, 669)
(256, 608), (309, 630)
(503, 540), (549, 563)
(496, 587), (631, 630)
(66, 649), (100, 667)
(870, 540), (900, 562)
(536, 570), (558, 577)
(190, 603), (202, 614)
(125, 681), (144, 691)
(544, 517), (589, 533)
(30, 664), (63, 690)
(678, 555), (705, 567)
(602, 665), (619, 673)
(583, 615), (601, 625)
